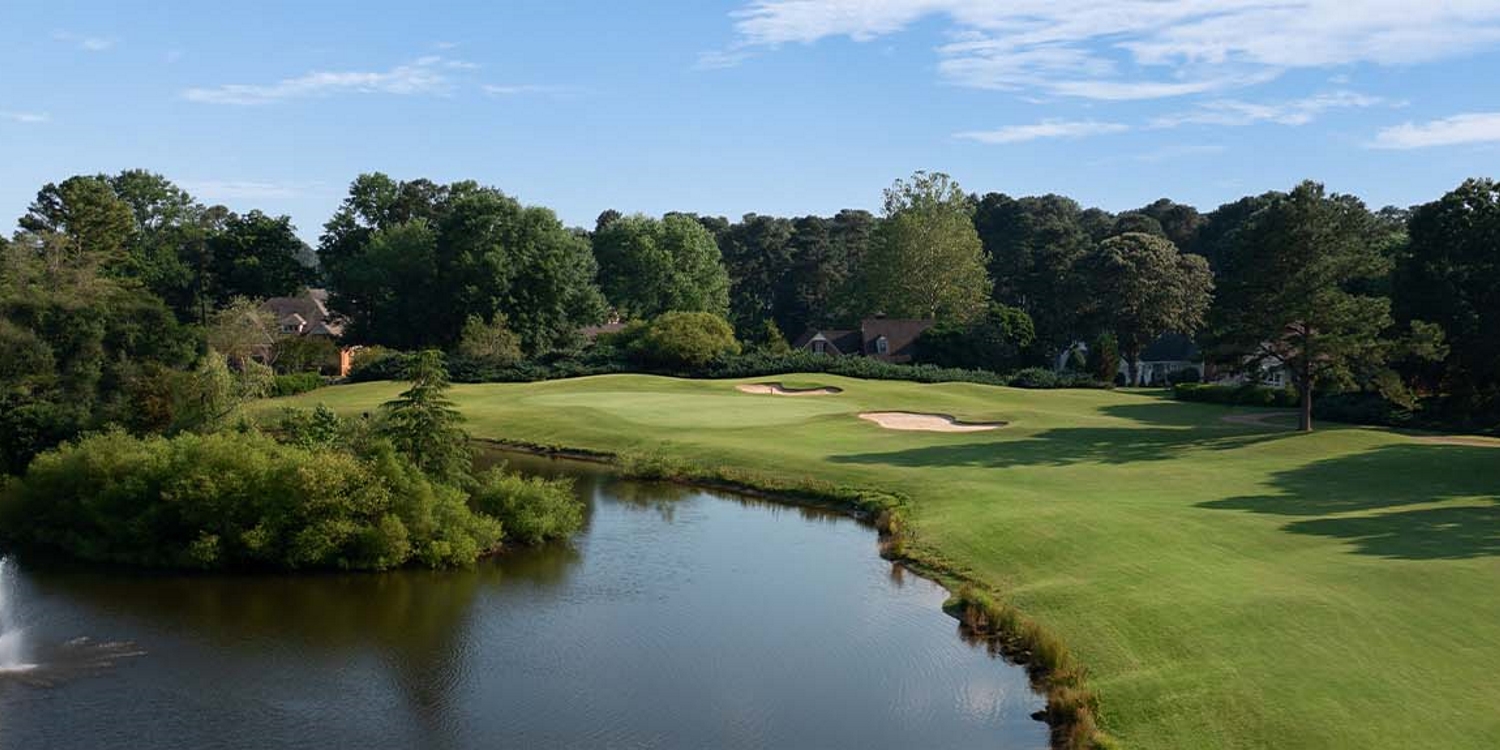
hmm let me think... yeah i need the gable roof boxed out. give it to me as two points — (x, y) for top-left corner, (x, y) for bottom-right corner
(860, 317), (934, 362)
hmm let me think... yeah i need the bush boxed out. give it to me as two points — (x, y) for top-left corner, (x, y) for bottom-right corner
(457, 314), (523, 367)
(1167, 368), (1201, 385)
(915, 303), (1035, 372)
(347, 347), (411, 382)
(631, 311), (741, 369)
(1173, 382), (1298, 408)
(1007, 367), (1059, 389)
(0, 430), (503, 570)
(469, 468), (584, 545)
(271, 372), (324, 397)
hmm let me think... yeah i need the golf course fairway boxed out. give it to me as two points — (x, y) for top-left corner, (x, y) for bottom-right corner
(270, 374), (1500, 749)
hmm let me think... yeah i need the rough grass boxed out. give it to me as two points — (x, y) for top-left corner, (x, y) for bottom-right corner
(268, 374), (1500, 749)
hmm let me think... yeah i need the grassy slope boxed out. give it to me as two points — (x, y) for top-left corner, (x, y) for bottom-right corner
(270, 375), (1500, 749)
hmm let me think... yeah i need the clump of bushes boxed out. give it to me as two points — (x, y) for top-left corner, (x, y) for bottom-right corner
(470, 469), (583, 545)
(271, 372), (324, 397)
(0, 430), (502, 570)
(1173, 382), (1298, 408)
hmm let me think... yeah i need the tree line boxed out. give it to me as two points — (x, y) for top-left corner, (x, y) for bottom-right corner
(3, 168), (1498, 462)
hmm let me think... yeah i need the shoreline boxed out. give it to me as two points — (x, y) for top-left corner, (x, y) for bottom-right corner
(476, 437), (1111, 750)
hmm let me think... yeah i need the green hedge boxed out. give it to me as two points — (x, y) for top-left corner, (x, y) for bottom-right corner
(354, 348), (1110, 391)
(1173, 382), (1299, 408)
(271, 372), (325, 397)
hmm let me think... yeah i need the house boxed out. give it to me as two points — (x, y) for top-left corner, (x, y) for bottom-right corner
(1055, 332), (1205, 386)
(260, 289), (356, 376)
(793, 317), (935, 364)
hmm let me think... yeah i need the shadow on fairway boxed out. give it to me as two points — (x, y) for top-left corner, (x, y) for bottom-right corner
(1200, 444), (1500, 560)
(828, 426), (1289, 468)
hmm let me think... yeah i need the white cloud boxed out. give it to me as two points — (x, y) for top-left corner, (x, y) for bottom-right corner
(955, 119), (1128, 144)
(715, 1), (1500, 99)
(52, 31), (116, 51)
(177, 180), (325, 201)
(481, 84), (583, 97)
(183, 56), (471, 105)
(1153, 90), (1388, 128)
(1, 111), (50, 124)
(1369, 113), (1500, 149)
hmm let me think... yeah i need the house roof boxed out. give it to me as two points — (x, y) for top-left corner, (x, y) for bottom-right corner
(793, 328), (861, 355)
(860, 317), (934, 361)
(262, 289), (345, 340)
(1139, 333), (1199, 363)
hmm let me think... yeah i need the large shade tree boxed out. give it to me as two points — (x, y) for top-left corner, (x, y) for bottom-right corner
(973, 193), (1093, 351)
(1210, 182), (1395, 432)
(1395, 178), (1500, 413)
(860, 171), (990, 322)
(1081, 233), (1214, 384)
(591, 213), (729, 319)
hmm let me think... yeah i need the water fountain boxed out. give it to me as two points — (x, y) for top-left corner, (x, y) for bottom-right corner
(0, 557), (34, 673)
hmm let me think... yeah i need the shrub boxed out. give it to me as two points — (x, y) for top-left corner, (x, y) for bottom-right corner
(469, 469), (584, 545)
(271, 372), (324, 397)
(457, 314), (523, 367)
(1166, 368), (1201, 385)
(1086, 333), (1120, 384)
(1008, 367), (1059, 389)
(915, 303), (1035, 372)
(273, 336), (340, 375)
(1173, 382), (1298, 408)
(347, 347), (410, 382)
(0, 430), (504, 570)
(631, 311), (741, 369)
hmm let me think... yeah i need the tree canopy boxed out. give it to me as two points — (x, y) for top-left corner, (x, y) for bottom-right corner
(591, 213), (730, 320)
(861, 172), (990, 322)
(1082, 232), (1214, 383)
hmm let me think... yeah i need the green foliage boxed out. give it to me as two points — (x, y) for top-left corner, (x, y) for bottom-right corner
(379, 350), (472, 484)
(469, 468), (584, 545)
(974, 193), (1095, 351)
(273, 334), (340, 374)
(1210, 182), (1396, 430)
(861, 172), (991, 322)
(1082, 232), (1213, 382)
(629, 311), (741, 369)
(0, 429), (502, 570)
(1085, 333), (1119, 384)
(456, 314), (523, 367)
(205, 210), (313, 305)
(749, 318), (793, 355)
(1396, 178), (1500, 417)
(206, 296), (275, 369)
(916, 303), (1036, 372)
(272, 372), (325, 398)
(592, 213), (731, 319)
(319, 174), (606, 353)
(1173, 382), (1299, 408)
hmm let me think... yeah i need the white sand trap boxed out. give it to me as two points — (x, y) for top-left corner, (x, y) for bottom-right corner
(859, 411), (1006, 432)
(735, 382), (842, 396)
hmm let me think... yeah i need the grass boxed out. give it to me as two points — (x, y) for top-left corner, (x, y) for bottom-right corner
(268, 374), (1500, 749)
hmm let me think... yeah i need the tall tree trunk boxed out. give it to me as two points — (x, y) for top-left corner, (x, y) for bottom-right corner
(1297, 375), (1314, 432)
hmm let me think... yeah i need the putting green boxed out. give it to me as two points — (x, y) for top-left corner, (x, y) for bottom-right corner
(268, 374), (1500, 749)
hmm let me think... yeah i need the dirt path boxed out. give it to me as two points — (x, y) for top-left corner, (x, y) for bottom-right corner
(858, 411), (1007, 433)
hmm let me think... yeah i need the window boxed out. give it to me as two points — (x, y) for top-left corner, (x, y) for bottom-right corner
(812, 340), (826, 355)
(875, 336), (889, 355)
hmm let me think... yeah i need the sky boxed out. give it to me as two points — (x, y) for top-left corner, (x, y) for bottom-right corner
(3, 1), (1500, 241)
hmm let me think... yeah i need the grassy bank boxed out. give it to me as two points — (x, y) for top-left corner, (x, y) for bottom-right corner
(269, 374), (1500, 749)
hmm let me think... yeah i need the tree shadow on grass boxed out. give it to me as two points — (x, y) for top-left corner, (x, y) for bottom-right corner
(829, 426), (1290, 469)
(1199, 444), (1500, 559)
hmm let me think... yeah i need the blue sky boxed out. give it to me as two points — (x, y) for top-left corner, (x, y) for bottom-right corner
(3, 1), (1499, 241)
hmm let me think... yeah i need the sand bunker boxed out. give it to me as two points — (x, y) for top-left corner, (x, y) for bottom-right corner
(735, 382), (843, 396)
(858, 411), (1006, 432)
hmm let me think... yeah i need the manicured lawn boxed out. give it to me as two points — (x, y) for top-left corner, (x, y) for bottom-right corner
(270, 374), (1500, 749)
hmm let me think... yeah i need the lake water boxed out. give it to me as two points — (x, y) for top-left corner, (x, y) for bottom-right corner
(0, 453), (1046, 749)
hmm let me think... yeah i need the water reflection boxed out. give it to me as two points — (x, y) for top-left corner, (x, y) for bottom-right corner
(2, 450), (1046, 750)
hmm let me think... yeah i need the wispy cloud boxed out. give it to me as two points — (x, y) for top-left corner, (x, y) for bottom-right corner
(1153, 91), (1389, 128)
(955, 119), (1128, 144)
(1369, 113), (1500, 149)
(177, 180), (326, 202)
(481, 83), (584, 97)
(1, 111), (50, 124)
(183, 56), (473, 105)
(52, 30), (116, 52)
(712, 1), (1500, 100)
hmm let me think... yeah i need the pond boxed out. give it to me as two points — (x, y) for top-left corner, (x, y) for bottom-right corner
(0, 452), (1046, 749)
